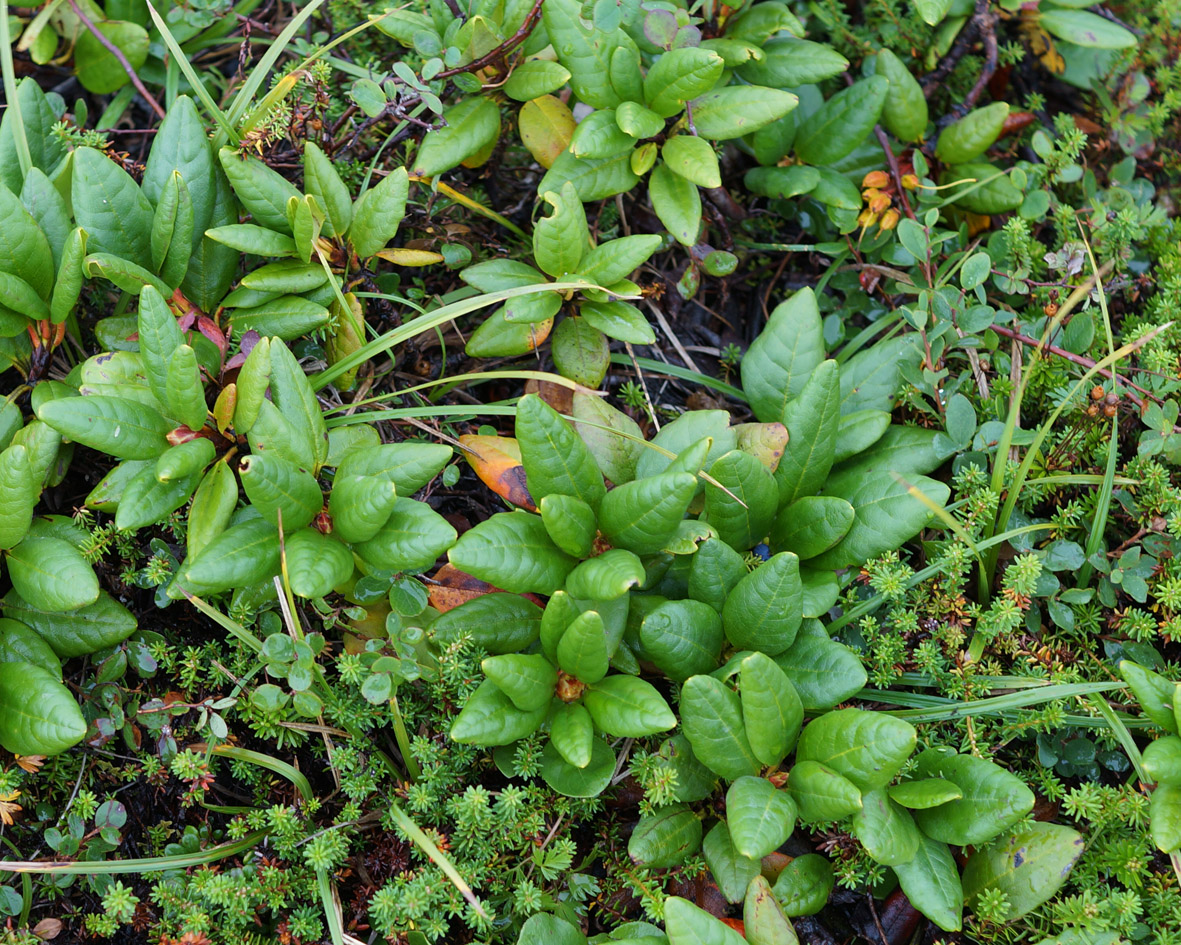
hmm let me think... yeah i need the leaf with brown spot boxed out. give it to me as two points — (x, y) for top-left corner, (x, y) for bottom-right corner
(735, 422), (789, 473)
(427, 563), (502, 613)
(459, 434), (537, 510)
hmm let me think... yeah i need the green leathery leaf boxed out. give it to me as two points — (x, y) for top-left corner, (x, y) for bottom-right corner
(772, 853), (834, 917)
(413, 98), (501, 177)
(284, 529), (353, 599)
(578, 300), (655, 345)
(680, 674), (760, 779)
(705, 450), (778, 552)
(875, 49), (928, 143)
(575, 234), (662, 286)
(570, 109), (635, 160)
(267, 338), (329, 471)
(810, 475), (949, 570)
(248, 400), (313, 470)
(889, 778), (963, 809)
(1143, 736), (1181, 784)
(664, 896), (747, 945)
(0, 183), (53, 303)
(136, 285), (184, 409)
(151, 172), (194, 288)
(303, 141), (352, 238)
(688, 86), (798, 141)
(6, 537), (99, 613)
(894, 834), (962, 931)
(745, 165), (820, 200)
(0, 618), (61, 677)
(37, 395), (171, 461)
(788, 759), (863, 822)
(738, 38), (848, 87)
(0, 79), (66, 194)
(769, 496), (854, 559)
(796, 708), (916, 791)
(1119, 659), (1177, 732)
(541, 591), (580, 663)
(352, 498), (456, 574)
(832, 409), (890, 463)
(824, 425), (943, 497)
(774, 360), (840, 508)
(850, 787), (921, 866)
(1, 589), (135, 657)
(726, 776), (797, 860)
(1152, 784), (1181, 852)
(615, 101), (665, 140)
(503, 60), (572, 102)
(84, 253), (170, 296)
(550, 702), (594, 768)
(912, 747), (1034, 846)
(539, 150), (641, 202)
(483, 654), (557, 712)
(649, 162), (701, 247)
(165, 345), (208, 431)
(794, 76), (888, 166)
(74, 18), (149, 93)
(542, 0), (624, 109)
(1039, 8), (1136, 48)
(721, 552), (802, 655)
(742, 288), (825, 425)
(935, 102), (1009, 165)
(115, 463), (200, 531)
(628, 805), (703, 868)
(515, 393), (605, 510)
(206, 224), (296, 257)
(565, 549), (644, 602)
(176, 517), (280, 596)
(703, 820), (760, 904)
(0, 662), (86, 756)
(556, 609), (609, 684)
(644, 47), (724, 118)
(517, 913), (587, 945)
(533, 183), (588, 278)
(583, 674), (675, 737)
(350, 167), (409, 259)
(233, 336), (271, 433)
(539, 493), (597, 558)
(51, 228), (88, 324)
(0, 270), (50, 321)
(598, 472), (696, 555)
(962, 822), (1084, 921)
(640, 599), (723, 682)
(743, 874), (799, 945)
(239, 453), (321, 532)
(541, 739), (614, 801)
(503, 289), (563, 325)
(432, 593), (542, 655)
(773, 625), (866, 710)
(448, 510), (576, 594)
(551, 316), (609, 387)
(687, 536), (746, 612)
(739, 651), (803, 766)
(71, 146), (155, 269)
(329, 474), (397, 543)
(450, 678), (548, 746)
(239, 260), (327, 294)
(187, 461), (238, 559)
(662, 135), (721, 189)
(218, 147), (301, 234)
(571, 392), (644, 485)
(10, 422), (61, 492)
(0, 445), (37, 550)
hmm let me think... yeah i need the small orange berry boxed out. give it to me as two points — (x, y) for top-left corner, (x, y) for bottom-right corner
(879, 208), (901, 231)
(862, 170), (890, 189)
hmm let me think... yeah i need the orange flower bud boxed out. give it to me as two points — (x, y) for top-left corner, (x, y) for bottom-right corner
(879, 208), (901, 231)
(901, 173), (920, 190)
(862, 170), (890, 190)
(857, 209), (879, 229)
(868, 192), (892, 214)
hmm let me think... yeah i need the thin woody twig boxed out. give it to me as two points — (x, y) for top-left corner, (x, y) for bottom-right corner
(67, 0), (166, 120)
(434, 0), (544, 80)
(874, 125), (915, 220)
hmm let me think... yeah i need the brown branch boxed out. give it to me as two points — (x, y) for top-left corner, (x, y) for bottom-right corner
(920, 0), (989, 99)
(68, 0), (165, 120)
(963, 5), (998, 111)
(990, 323), (1154, 411)
(874, 124), (915, 220)
(434, 0), (545, 80)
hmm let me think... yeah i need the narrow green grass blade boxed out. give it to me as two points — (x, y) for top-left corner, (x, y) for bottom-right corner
(182, 591), (264, 652)
(389, 802), (488, 920)
(870, 681), (1122, 722)
(608, 354), (747, 400)
(0, 831), (267, 873)
(0, 1), (32, 177)
(212, 745), (313, 800)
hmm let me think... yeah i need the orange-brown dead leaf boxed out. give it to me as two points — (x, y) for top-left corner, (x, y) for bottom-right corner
(720, 918), (745, 935)
(427, 563), (502, 613)
(523, 378), (574, 416)
(458, 434), (537, 511)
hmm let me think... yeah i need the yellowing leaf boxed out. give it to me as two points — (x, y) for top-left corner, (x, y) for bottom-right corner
(519, 95), (576, 169)
(458, 434), (536, 511)
(373, 248), (446, 266)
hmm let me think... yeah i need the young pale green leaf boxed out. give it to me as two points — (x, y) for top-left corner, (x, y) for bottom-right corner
(962, 823), (1084, 921)
(218, 147), (301, 234)
(114, 463), (200, 531)
(1119, 659), (1177, 732)
(565, 549), (644, 601)
(151, 171), (194, 288)
(742, 288), (825, 425)
(664, 896), (747, 945)
(329, 473), (397, 543)
(516, 393), (606, 510)
(503, 60), (573, 102)
(164, 344), (208, 431)
(888, 778), (963, 809)
(557, 609), (609, 684)
(722, 552), (802, 655)
(628, 806), (703, 869)
(187, 461), (239, 559)
(303, 141), (352, 238)
(413, 98), (501, 177)
(640, 599), (724, 682)
(794, 76), (888, 166)
(1039, 9), (1136, 47)
(136, 285), (185, 409)
(206, 224), (296, 257)
(176, 518), (280, 596)
(0, 661), (86, 756)
(912, 747), (1035, 846)
(550, 702), (595, 768)
(705, 450), (779, 552)
(739, 652), (803, 766)
(247, 400), (314, 470)
(662, 135), (721, 189)
(432, 592), (543, 655)
(37, 395), (171, 461)
(702, 820), (760, 904)
(687, 86), (799, 141)
(583, 674), (676, 737)
(450, 678), (548, 746)
(644, 48), (724, 118)
(50, 228), (87, 324)
(540, 591), (581, 664)
(350, 167), (409, 259)
(832, 409), (891, 463)
(0, 445), (37, 550)
(726, 776), (797, 860)
(773, 625), (866, 711)
(1153, 784), (1181, 852)
(539, 493), (597, 558)
(6, 537), (100, 613)
(615, 100), (665, 139)
(598, 472), (696, 555)
(681, 674), (761, 780)
(893, 834), (963, 931)
(576, 234), (662, 286)
(1143, 736), (1181, 784)
(772, 853), (834, 917)
(914, 0), (952, 25)
(649, 162), (701, 246)
(353, 498), (456, 574)
(769, 495), (854, 560)
(743, 874), (799, 945)
(1, 590), (136, 658)
(482, 654), (557, 712)
(570, 109), (635, 160)
(850, 788), (922, 866)
(449, 510), (577, 594)
(796, 708), (916, 791)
